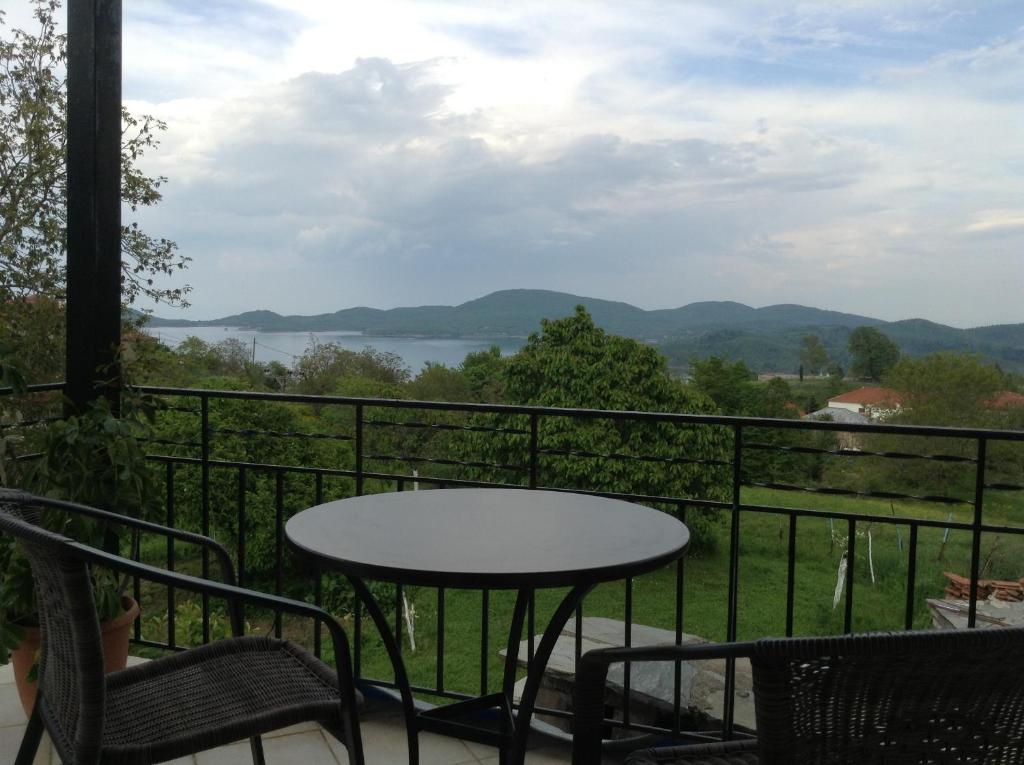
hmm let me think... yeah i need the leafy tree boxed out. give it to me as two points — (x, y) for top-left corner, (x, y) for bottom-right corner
(860, 353), (1024, 497)
(469, 308), (729, 546)
(690, 357), (822, 483)
(212, 338), (252, 374)
(408, 362), (471, 403)
(826, 362), (845, 390)
(689, 357), (756, 415)
(293, 340), (410, 396)
(885, 352), (1012, 428)
(0, 1), (188, 381)
(848, 326), (899, 381)
(799, 335), (829, 375)
(459, 345), (507, 402)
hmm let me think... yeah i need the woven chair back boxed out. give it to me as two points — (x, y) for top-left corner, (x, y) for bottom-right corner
(751, 628), (1024, 764)
(0, 504), (105, 764)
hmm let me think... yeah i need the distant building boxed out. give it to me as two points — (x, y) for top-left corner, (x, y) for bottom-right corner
(826, 386), (1024, 424)
(827, 386), (902, 421)
(802, 406), (872, 450)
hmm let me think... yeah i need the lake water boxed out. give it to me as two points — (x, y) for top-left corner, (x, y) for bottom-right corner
(145, 325), (524, 373)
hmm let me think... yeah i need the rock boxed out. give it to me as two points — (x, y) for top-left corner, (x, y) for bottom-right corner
(499, 617), (755, 733)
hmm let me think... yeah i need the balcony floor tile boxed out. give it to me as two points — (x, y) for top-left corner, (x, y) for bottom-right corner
(0, 664), (583, 765)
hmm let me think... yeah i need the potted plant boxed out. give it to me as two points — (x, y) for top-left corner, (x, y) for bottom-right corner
(0, 383), (160, 715)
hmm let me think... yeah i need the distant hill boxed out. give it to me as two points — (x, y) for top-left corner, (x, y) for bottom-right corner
(146, 289), (1024, 372)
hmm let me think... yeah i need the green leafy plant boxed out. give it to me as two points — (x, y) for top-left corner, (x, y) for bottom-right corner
(0, 386), (161, 663)
(146, 601), (245, 647)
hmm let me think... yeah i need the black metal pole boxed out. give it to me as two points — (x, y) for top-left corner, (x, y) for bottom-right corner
(66, 0), (122, 414)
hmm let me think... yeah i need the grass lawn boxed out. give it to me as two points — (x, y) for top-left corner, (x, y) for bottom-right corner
(131, 487), (1024, 702)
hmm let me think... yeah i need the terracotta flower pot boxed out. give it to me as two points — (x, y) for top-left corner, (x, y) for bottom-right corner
(10, 596), (140, 717)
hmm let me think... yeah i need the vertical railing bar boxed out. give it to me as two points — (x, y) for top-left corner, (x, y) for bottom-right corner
(723, 423), (742, 738)
(314, 471), (324, 658)
(436, 587), (445, 693)
(132, 524), (141, 641)
(355, 404), (364, 496)
(574, 603), (583, 665)
(623, 576), (633, 728)
(395, 583), (403, 653)
(528, 593), (536, 663)
(274, 469), (284, 638)
(200, 394), (211, 644)
(968, 438), (987, 629)
(844, 520), (856, 634)
(672, 504), (685, 737)
(166, 461), (176, 649)
(905, 524), (919, 630)
(236, 467), (246, 589)
(480, 589), (490, 696)
(354, 596), (362, 679)
(785, 512), (797, 637)
(529, 413), (539, 489)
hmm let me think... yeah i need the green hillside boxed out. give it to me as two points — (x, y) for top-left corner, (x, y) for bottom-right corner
(146, 289), (1024, 372)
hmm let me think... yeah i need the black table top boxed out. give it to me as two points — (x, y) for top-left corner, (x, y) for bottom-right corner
(285, 489), (689, 589)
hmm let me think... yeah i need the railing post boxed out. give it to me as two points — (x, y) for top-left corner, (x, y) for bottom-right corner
(65, 0), (122, 415)
(166, 461), (176, 649)
(200, 393), (210, 643)
(529, 412), (539, 489)
(355, 403), (364, 496)
(968, 438), (987, 628)
(785, 512), (797, 636)
(844, 520), (856, 633)
(905, 524), (919, 630)
(723, 423), (743, 737)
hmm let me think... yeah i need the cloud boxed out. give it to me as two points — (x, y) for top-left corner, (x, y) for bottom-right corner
(961, 211), (1024, 235)
(117, 1), (1024, 327)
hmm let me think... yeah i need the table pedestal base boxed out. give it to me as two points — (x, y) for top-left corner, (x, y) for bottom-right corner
(348, 577), (593, 765)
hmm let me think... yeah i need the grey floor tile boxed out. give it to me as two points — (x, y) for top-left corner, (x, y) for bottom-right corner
(0, 686), (28, 728)
(325, 717), (478, 765)
(0, 724), (50, 765)
(195, 740), (266, 765)
(262, 719), (322, 739)
(197, 731), (338, 764)
(260, 731), (341, 763)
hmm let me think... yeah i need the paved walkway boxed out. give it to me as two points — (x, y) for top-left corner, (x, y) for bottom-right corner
(0, 660), (581, 765)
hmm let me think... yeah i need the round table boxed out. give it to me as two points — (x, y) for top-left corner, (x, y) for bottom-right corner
(286, 489), (689, 765)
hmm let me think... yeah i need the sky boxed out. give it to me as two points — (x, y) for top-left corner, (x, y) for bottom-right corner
(16, 1), (1024, 327)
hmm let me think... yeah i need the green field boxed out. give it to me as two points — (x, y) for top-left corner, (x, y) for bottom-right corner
(133, 487), (1024, 702)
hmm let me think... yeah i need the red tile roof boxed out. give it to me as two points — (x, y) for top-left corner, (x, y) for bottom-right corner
(986, 391), (1024, 410)
(828, 386), (902, 407)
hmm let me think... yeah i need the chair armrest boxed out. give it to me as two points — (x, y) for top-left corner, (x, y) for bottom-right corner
(625, 738), (759, 765)
(70, 541), (358, 694)
(572, 642), (756, 765)
(0, 489), (238, 586)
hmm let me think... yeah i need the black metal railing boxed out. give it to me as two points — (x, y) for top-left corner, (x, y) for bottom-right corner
(4, 382), (1024, 742)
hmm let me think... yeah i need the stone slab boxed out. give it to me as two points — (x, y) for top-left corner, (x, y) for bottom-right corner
(500, 617), (755, 731)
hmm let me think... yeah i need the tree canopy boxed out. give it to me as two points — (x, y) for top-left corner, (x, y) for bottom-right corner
(472, 307), (730, 545)
(885, 352), (1017, 428)
(1, 1), (188, 380)
(848, 326), (899, 381)
(799, 335), (829, 375)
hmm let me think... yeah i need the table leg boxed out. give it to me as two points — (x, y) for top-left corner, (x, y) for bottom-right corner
(508, 584), (593, 765)
(347, 575), (420, 765)
(498, 589), (532, 765)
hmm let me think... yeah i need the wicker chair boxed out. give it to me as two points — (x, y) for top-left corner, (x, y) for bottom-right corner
(0, 490), (364, 765)
(572, 628), (1024, 765)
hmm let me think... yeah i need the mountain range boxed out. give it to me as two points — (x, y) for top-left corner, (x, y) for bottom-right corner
(145, 289), (1024, 372)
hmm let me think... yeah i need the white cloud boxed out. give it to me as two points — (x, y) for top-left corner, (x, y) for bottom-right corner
(961, 210), (1024, 235)
(107, 0), (1024, 327)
